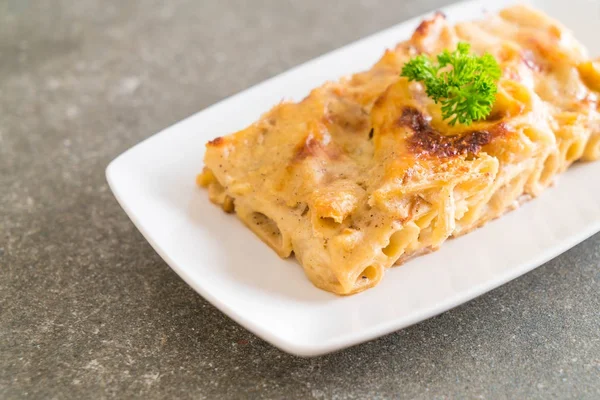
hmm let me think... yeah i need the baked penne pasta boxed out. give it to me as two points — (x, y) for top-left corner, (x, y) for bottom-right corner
(199, 5), (600, 295)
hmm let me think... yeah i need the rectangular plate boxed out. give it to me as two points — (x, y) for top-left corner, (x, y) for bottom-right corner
(107, 0), (600, 356)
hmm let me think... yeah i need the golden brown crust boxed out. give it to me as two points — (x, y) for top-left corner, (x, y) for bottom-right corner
(293, 128), (340, 163)
(207, 136), (225, 147)
(200, 5), (600, 295)
(397, 107), (507, 158)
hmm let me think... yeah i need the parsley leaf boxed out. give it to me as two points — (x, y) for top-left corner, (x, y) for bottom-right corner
(401, 42), (501, 126)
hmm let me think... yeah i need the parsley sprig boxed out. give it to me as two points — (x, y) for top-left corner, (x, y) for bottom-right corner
(401, 42), (501, 126)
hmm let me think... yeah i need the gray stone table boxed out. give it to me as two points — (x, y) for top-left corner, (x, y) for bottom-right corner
(2, 0), (599, 398)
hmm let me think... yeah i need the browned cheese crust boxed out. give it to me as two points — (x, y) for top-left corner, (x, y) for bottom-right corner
(199, 5), (600, 295)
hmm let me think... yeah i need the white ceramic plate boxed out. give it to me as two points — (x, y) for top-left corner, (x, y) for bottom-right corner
(107, 0), (600, 356)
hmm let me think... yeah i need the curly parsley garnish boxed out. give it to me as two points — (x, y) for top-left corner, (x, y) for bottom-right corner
(401, 42), (501, 126)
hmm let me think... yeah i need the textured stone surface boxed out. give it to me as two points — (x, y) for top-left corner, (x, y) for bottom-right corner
(1, 0), (599, 398)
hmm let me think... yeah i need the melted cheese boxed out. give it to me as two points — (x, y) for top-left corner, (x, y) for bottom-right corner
(200, 5), (600, 295)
